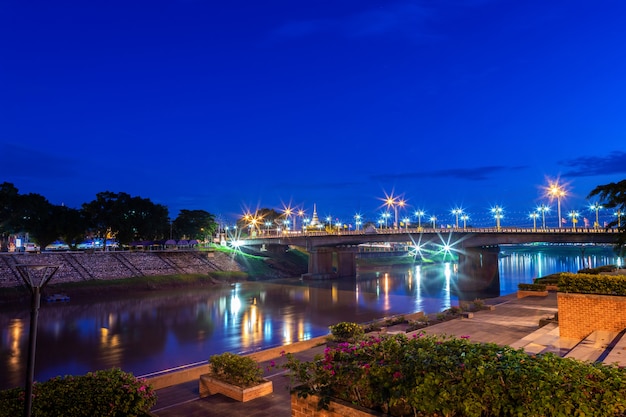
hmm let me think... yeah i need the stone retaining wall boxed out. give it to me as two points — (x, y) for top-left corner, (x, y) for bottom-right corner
(0, 251), (242, 288)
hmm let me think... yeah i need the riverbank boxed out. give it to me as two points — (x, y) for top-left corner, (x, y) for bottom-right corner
(150, 292), (565, 417)
(0, 247), (309, 305)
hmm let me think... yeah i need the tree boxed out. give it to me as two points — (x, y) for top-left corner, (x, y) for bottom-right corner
(588, 179), (626, 254)
(236, 208), (282, 235)
(83, 191), (170, 245)
(14, 192), (59, 249)
(173, 209), (217, 242)
(0, 182), (20, 251)
(56, 206), (88, 250)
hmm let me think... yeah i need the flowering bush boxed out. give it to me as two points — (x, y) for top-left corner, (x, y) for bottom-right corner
(0, 368), (156, 417)
(328, 321), (364, 343)
(284, 333), (626, 417)
(208, 352), (264, 388)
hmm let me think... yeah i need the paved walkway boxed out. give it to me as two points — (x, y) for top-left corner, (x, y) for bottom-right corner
(147, 292), (593, 417)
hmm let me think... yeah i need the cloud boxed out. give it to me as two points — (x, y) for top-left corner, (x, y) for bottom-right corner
(371, 165), (527, 182)
(0, 143), (78, 179)
(559, 151), (626, 177)
(271, 2), (434, 41)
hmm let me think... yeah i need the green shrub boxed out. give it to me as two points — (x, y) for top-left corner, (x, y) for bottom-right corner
(559, 272), (626, 295)
(284, 333), (626, 417)
(578, 265), (617, 274)
(534, 274), (560, 285)
(0, 368), (156, 417)
(208, 352), (264, 388)
(518, 283), (547, 291)
(328, 322), (364, 342)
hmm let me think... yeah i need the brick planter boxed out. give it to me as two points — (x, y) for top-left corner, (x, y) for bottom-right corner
(291, 392), (384, 417)
(517, 290), (548, 299)
(558, 292), (626, 339)
(199, 374), (272, 402)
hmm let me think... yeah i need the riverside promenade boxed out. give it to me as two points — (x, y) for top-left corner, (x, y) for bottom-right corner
(148, 292), (587, 417)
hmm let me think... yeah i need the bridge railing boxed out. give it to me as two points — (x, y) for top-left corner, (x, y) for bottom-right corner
(242, 226), (619, 240)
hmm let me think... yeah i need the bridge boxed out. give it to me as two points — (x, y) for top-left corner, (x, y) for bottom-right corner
(237, 227), (620, 288)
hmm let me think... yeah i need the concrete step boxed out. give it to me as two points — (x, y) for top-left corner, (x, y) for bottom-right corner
(600, 330), (626, 366)
(509, 323), (578, 356)
(564, 330), (620, 363)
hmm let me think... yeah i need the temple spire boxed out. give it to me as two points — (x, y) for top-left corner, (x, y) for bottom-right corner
(310, 203), (320, 226)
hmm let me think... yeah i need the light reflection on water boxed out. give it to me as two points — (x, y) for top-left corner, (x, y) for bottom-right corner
(0, 245), (621, 390)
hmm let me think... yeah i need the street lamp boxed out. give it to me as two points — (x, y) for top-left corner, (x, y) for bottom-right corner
(382, 212), (391, 229)
(297, 209), (306, 230)
(537, 205), (550, 229)
(491, 206), (503, 231)
(281, 205), (296, 231)
(568, 210), (580, 230)
(430, 215), (437, 229)
(15, 264), (60, 417)
(547, 181), (566, 228)
(403, 217), (410, 230)
(451, 208), (463, 229)
(461, 214), (469, 230)
(354, 214), (362, 231)
(529, 212), (539, 232)
(383, 192), (406, 229)
(414, 210), (425, 230)
(589, 202), (602, 229)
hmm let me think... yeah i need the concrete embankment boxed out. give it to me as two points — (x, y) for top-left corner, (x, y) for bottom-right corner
(144, 335), (329, 390)
(0, 251), (242, 288)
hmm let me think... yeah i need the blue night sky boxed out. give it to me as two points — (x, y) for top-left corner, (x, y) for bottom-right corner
(1, 0), (626, 228)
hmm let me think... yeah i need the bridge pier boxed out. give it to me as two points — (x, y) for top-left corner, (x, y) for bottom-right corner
(336, 247), (358, 278)
(457, 246), (500, 298)
(303, 247), (358, 280)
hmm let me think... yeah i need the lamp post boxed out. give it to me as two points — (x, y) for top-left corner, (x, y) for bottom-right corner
(461, 214), (469, 230)
(548, 182), (566, 228)
(403, 217), (410, 230)
(451, 208), (463, 229)
(569, 210), (579, 230)
(537, 205), (550, 230)
(383, 193), (405, 230)
(15, 264), (60, 417)
(297, 209), (305, 231)
(414, 210), (425, 230)
(491, 206), (503, 231)
(354, 214), (362, 231)
(530, 212), (539, 232)
(589, 202), (602, 229)
(430, 215), (437, 229)
(382, 212), (391, 229)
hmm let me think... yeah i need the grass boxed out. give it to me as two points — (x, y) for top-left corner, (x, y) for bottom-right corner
(0, 271), (249, 304)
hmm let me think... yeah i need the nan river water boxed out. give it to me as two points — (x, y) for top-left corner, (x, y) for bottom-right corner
(0, 244), (623, 390)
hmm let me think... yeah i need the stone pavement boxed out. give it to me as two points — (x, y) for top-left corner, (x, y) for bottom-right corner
(148, 292), (614, 417)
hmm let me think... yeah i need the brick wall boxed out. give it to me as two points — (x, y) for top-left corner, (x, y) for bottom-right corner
(291, 393), (383, 417)
(558, 292), (626, 339)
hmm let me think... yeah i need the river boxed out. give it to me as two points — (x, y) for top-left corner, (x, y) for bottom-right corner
(0, 244), (622, 390)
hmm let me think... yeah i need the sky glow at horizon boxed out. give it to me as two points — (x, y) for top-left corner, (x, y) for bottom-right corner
(1, 1), (626, 228)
